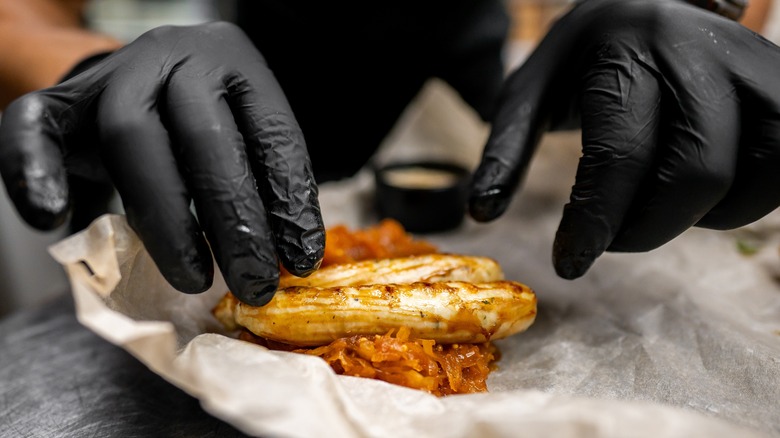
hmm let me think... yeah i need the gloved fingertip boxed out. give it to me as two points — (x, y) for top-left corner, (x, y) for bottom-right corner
(468, 187), (511, 222)
(165, 262), (214, 294)
(148, 231), (215, 294)
(552, 222), (604, 280)
(236, 279), (279, 307)
(553, 253), (594, 280)
(20, 205), (68, 231)
(288, 253), (323, 278)
(14, 175), (69, 230)
(279, 226), (325, 277)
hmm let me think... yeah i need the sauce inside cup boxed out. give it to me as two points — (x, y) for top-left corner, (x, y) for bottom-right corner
(381, 167), (461, 190)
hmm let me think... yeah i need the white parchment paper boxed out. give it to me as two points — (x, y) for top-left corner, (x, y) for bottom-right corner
(49, 134), (780, 438)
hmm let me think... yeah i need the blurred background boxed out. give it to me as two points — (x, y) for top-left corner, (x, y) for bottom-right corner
(0, 0), (776, 316)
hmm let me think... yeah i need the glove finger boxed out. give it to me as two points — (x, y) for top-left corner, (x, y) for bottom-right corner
(97, 80), (213, 294)
(468, 13), (581, 222)
(698, 117), (780, 229)
(225, 50), (325, 280)
(0, 92), (70, 230)
(165, 72), (279, 305)
(165, 74), (282, 306)
(553, 56), (662, 279)
(608, 79), (740, 251)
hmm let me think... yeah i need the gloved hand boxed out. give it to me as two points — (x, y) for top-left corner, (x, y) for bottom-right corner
(469, 0), (780, 279)
(0, 22), (325, 306)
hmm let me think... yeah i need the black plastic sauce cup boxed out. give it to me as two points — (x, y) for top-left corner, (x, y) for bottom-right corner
(374, 161), (471, 233)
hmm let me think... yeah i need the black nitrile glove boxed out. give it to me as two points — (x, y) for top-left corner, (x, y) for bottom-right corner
(0, 22), (325, 306)
(469, 0), (780, 279)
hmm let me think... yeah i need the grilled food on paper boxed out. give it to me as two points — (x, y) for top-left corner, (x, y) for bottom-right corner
(212, 220), (537, 396)
(214, 253), (536, 345)
(214, 276), (536, 346)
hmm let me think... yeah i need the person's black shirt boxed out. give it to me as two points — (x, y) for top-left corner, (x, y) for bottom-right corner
(235, 0), (509, 183)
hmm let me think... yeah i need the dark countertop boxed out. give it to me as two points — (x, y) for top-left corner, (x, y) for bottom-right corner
(0, 293), (249, 438)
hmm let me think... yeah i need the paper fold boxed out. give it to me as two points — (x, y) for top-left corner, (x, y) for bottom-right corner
(48, 139), (780, 437)
(49, 213), (778, 438)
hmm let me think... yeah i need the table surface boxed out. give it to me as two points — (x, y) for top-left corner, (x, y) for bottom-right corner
(0, 293), (249, 437)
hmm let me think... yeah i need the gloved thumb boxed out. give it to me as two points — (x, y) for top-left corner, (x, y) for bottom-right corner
(469, 13), (582, 221)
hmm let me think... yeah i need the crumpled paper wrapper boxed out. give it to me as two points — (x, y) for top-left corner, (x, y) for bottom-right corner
(48, 137), (779, 438)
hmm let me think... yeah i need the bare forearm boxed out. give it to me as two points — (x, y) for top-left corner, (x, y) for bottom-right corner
(0, 0), (122, 109)
(742, 0), (772, 33)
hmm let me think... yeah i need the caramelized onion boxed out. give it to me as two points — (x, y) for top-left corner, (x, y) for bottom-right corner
(239, 327), (499, 396)
(319, 219), (438, 267)
(224, 220), (515, 396)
